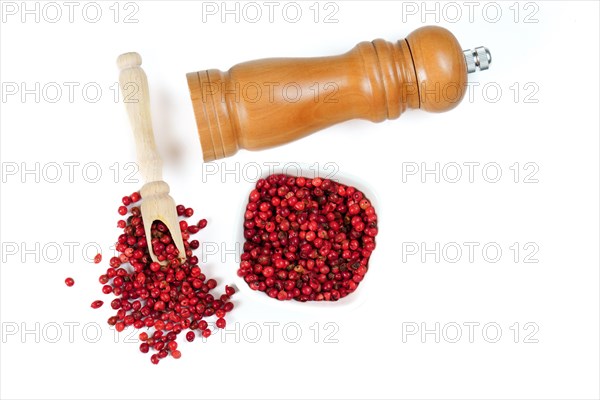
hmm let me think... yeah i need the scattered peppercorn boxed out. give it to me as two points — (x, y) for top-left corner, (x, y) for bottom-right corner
(91, 300), (104, 309)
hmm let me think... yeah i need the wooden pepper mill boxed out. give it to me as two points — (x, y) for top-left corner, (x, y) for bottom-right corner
(187, 26), (491, 161)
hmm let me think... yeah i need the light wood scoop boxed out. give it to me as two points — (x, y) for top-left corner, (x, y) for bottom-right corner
(117, 52), (185, 264)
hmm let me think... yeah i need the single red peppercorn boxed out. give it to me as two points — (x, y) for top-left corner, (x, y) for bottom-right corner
(140, 343), (149, 353)
(225, 285), (236, 296)
(94, 253), (102, 264)
(91, 300), (104, 309)
(216, 318), (226, 329)
(186, 331), (195, 342)
(277, 290), (287, 301)
(65, 277), (74, 287)
(130, 192), (141, 202)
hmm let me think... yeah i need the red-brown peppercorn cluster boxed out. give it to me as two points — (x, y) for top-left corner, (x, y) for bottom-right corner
(238, 174), (378, 301)
(94, 192), (235, 364)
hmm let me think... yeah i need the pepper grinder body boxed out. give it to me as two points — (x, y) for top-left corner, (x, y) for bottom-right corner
(187, 26), (474, 161)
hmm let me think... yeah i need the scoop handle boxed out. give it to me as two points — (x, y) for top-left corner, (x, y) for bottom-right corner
(117, 52), (162, 183)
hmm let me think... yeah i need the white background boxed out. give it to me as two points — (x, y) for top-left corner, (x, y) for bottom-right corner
(1, 1), (599, 399)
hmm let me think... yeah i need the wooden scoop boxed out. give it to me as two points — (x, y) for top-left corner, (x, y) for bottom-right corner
(117, 52), (185, 264)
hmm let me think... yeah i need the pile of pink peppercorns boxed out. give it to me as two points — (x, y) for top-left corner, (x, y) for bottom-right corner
(238, 174), (378, 301)
(66, 192), (235, 364)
